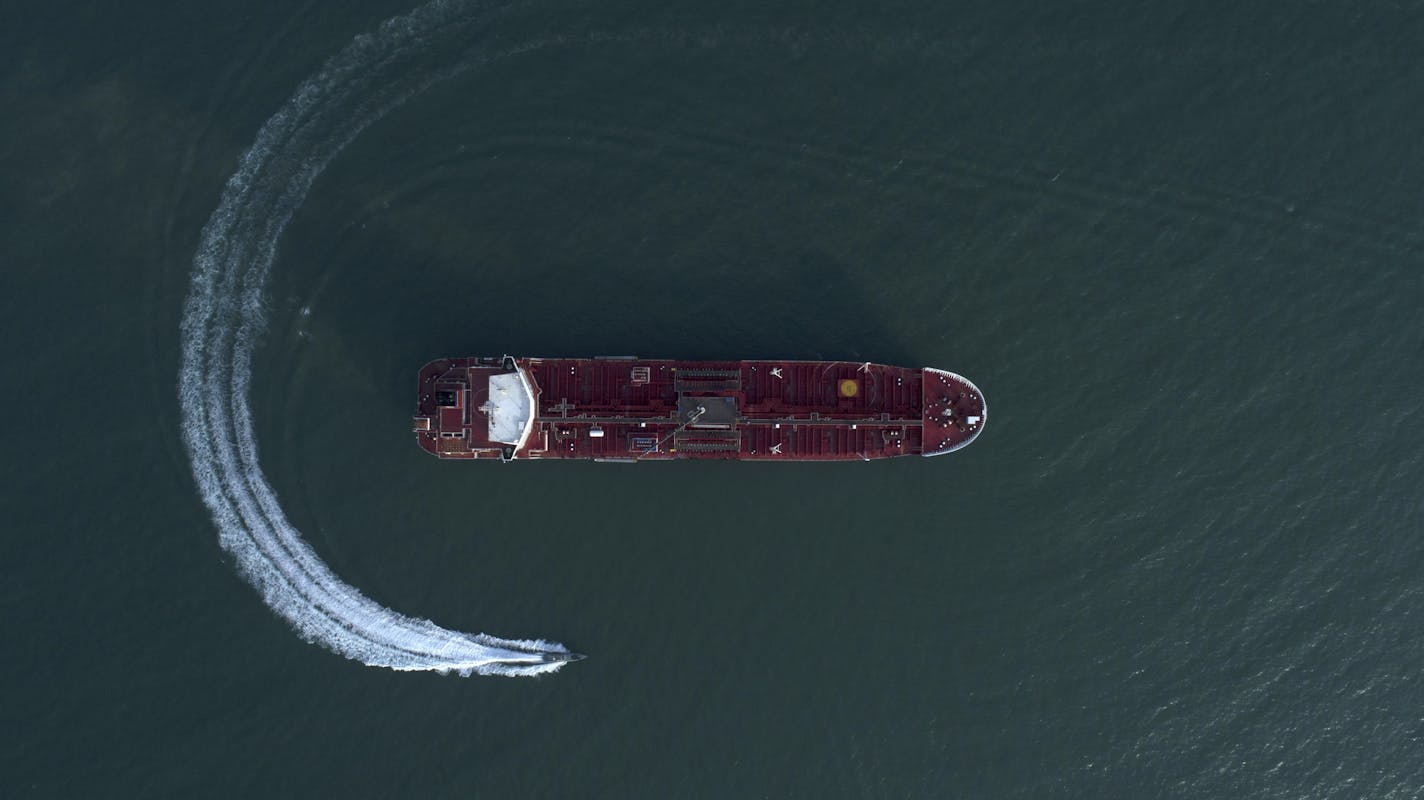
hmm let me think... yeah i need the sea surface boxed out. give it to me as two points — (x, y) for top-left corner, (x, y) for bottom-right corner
(4, 0), (1423, 796)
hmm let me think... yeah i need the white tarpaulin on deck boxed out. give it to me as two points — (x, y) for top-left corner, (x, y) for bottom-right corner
(487, 371), (532, 445)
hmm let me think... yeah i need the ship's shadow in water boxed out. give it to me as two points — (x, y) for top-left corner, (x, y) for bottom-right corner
(473, 250), (920, 367)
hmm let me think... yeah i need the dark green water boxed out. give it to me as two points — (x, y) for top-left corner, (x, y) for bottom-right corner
(5, 0), (1424, 796)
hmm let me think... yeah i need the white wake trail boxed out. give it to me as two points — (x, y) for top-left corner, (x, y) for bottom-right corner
(179, 0), (571, 676)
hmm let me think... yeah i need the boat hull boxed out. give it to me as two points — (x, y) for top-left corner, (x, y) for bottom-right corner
(414, 357), (985, 461)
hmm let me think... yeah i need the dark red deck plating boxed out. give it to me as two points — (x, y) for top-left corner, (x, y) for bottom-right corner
(414, 357), (986, 461)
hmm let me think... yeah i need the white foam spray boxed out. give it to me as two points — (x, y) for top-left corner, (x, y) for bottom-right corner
(179, 0), (571, 676)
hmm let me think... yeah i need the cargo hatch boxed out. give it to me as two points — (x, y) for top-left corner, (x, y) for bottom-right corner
(678, 395), (738, 428)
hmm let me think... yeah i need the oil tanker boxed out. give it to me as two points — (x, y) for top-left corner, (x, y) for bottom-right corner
(414, 356), (985, 462)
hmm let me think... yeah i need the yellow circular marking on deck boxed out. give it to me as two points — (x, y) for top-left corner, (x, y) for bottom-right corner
(838, 379), (859, 398)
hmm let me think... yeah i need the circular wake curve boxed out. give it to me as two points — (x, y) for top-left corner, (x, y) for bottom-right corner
(178, 2), (990, 678)
(179, 0), (569, 676)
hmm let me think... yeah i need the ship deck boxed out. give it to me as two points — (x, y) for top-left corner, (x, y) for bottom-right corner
(414, 357), (984, 461)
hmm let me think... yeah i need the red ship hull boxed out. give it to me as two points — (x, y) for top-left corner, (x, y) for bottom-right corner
(414, 357), (986, 461)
